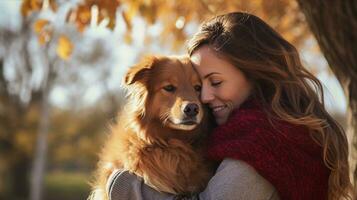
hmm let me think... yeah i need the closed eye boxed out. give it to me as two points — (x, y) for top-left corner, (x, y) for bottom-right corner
(163, 85), (176, 92)
(194, 85), (202, 92)
(211, 81), (222, 87)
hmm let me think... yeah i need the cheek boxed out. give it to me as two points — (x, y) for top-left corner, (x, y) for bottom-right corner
(146, 93), (160, 115)
(200, 83), (213, 101)
(232, 80), (252, 105)
(149, 92), (174, 116)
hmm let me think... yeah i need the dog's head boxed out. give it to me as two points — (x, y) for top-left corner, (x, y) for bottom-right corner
(124, 55), (204, 133)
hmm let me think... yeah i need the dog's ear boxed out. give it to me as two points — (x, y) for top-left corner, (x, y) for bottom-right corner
(124, 56), (157, 85)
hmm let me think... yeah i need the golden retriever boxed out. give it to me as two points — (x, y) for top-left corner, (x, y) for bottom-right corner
(89, 55), (214, 199)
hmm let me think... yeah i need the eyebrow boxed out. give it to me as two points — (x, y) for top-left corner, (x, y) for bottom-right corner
(203, 72), (220, 79)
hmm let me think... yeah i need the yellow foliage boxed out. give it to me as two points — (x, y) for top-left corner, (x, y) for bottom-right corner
(96, 0), (120, 29)
(126, 2), (139, 23)
(14, 130), (34, 155)
(65, 0), (120, 32)
(25, 104), (40, 124)
(33, 19), (53, 46)
(79, 137), (92, 153)
(54, 144), (73, 162)
(76, 5), (91, 32)
(122, 11), (133, 31)
(21, 0), (58, 17)
(33, 19), (49, 33)
(21, 0), (41, 17)
(38, 31), (52, 45)
(56, 35), (73, 60)
(23, 0), (309, 50)
(78, 6), (91, 22)
(63, 122), (79, 137)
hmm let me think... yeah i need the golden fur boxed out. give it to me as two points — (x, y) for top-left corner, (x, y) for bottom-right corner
(89, 55), (214, 199)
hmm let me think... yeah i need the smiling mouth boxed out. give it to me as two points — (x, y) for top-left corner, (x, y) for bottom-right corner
(211, 105), (227, 112)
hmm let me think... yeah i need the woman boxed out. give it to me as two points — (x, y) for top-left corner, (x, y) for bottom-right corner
(107, 12), (353, 200)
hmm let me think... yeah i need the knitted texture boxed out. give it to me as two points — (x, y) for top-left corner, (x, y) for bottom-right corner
(206, 99), (330, 200)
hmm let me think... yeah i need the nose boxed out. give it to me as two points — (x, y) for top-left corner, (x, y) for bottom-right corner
(183, 103), (199, 117)
(200, 87), (214, 104)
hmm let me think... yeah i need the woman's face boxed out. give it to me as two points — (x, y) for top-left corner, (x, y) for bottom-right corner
(191, 45), (253, 125)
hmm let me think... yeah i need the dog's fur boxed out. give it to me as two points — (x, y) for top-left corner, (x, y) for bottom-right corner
(89, 55), (214, 199)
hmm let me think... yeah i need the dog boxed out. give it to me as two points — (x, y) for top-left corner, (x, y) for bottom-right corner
(89, 55), (214, 199)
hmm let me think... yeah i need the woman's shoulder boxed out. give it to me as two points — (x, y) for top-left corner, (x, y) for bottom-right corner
(199, 158), (280, 200)
(216, 159), (279, 192)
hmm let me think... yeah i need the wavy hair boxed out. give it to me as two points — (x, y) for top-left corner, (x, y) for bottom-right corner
(187, 12), (353, 199)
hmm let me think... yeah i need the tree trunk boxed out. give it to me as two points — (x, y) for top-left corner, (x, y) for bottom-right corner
(347, 80), (357, 192)
(1, 62), (31, 200)
(29, 85), (50, 200)
(296, 0), (357, 191)
(10, 157), (31, 200)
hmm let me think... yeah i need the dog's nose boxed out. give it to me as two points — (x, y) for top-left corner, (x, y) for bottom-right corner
(184, 103), (199, 117)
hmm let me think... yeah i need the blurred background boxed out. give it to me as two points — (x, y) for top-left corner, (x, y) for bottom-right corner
(0, 0), (355, 200)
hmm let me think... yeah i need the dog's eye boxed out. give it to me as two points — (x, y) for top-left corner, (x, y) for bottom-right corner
(163, 85), (176, 92)
(194, 85), (202, 92)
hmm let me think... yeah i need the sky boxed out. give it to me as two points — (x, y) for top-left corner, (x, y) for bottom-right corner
(0, 0), (347, 114)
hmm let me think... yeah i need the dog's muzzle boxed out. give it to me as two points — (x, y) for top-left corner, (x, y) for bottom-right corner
(183, 103), (199, 117)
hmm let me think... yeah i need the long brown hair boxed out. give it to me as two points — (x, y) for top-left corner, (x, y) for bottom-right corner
(187, 12), (353, 199)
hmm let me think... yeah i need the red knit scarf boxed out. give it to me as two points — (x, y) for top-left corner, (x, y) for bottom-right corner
(206, 99), (330, 200)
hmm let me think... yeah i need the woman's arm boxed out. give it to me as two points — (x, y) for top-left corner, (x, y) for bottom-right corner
(108, 159), (280, 200)
(107, 170), (176, 200)
(198, 159), (280, 200)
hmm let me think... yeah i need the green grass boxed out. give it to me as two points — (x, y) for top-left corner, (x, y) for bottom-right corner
(44, 171), (91, 200)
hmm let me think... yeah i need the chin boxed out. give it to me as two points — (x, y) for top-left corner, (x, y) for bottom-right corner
(168, 123), (198, 131)
(215, 116), (228, 125)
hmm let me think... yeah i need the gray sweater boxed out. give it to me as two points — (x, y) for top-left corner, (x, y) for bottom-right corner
(107, 158), (280, 200)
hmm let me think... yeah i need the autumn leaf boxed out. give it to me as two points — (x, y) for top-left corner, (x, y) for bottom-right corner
(26, 0), (309, 48)
(33, 19), (52, 45)
(38, 31), (51, 45)
(75, 5), (91, 32)
(121, 11), (133, 31)
(126, 2), (139, 22)
(96, 0), (120, 30)
(14, 130), (35, 155)
(33, 19), (49, 33)
(56, 35), (73, 60)
(65, 0), (120, 32)
(21, 0), (58, 17)
(21, 0), (41, 17)
(20, 0), (32, 17)
(48, 0), (58, 12)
